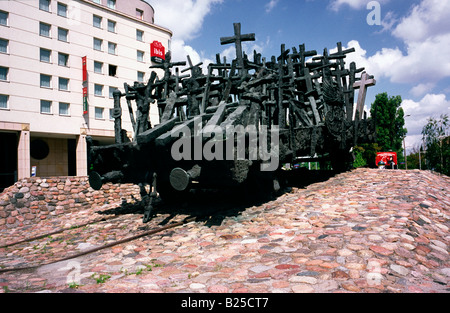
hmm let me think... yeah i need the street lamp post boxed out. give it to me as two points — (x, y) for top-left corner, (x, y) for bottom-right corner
(419, 145), (421, 170)
(404, 115), (411, 170)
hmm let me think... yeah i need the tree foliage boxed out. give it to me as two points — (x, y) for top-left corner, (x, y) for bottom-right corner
(421, 114), (449, 175)
(353, 143), (382, 168)
(370, 93), (407, 153)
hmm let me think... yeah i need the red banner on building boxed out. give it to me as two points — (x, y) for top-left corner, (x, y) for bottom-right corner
(83, 87), (88, 115)
(150, 41), (165, 63)
(82, 56), (87, 82)
(82, 56), (88, 115)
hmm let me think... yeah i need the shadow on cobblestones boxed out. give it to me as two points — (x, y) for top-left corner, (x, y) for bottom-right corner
(96, 169), (340, 227)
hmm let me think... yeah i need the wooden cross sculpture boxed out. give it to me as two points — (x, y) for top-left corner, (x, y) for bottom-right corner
(353, 72), (376, 120)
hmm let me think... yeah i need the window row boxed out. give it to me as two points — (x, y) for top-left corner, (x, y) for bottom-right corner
(39, 22), (69, 42)
(0, 65), (145, 85)
(0, 94), (117, 121)
(39, 0), (68, 17)
(40, 48), (69, 66)
(39, 100), (70, 116)
(94, 106), (117, 121)
(93, 84), (119, 98)
(39, 0), (115, 13)
(0, 41), (70, 66)
(42, 100), (119, 121)
(39, 74), (70, 91)
(92, 14), (145, 42)
(93, 38), (146, 62)
(0, 95), (71, 115)
(41, 100), (118, 120)
(93, 15), (116, 33)
(94, 60), (145, 82)
(93, 37), (117, 55)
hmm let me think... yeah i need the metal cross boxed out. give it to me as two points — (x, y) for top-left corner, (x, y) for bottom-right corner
(353, 72), (376, 120)
(220, 23), (255, 76)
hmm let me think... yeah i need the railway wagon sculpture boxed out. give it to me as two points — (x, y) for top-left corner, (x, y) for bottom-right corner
(88, 23), (377, 222)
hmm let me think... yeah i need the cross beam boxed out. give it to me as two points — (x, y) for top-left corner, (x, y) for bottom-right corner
(220, 23), (255, 76)
(181, 55), (203, 75)
(353, 72), (376, 120)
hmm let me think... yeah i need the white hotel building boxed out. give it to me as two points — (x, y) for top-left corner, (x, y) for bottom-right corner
(0, 0), (172, 190)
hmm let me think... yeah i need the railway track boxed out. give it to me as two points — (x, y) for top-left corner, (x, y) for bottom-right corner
(0, 211), (197, 274)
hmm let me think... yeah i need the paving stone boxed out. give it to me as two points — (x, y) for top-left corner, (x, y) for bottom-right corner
(291, 284), (315, 293)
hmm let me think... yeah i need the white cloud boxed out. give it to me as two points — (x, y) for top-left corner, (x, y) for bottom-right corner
(392, 0), (450, 43)
(149, 0), (223, 69)
(265, 0), (280, 13)
(410, 83), (435, 98)
(151, 0), (223, 42)
(378, 11), (398, 33)
(337, 0), (450, 88)
(402, 93), (450, 145)
(401, 93), (450, 151)
(329, 0), (389, 11)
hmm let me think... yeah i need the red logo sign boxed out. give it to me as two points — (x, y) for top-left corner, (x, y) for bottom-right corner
(150, 41), (165, 63)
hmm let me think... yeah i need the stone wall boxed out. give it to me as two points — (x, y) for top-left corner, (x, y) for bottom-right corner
(0, 177), (141, 230)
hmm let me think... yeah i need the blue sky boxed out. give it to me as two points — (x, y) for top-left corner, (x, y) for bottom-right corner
(149, 0), (450, 153)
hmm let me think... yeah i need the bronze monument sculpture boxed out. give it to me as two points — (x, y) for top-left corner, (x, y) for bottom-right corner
(88, 23), (376, 222)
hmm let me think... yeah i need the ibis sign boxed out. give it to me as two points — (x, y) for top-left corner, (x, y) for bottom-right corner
(151, 41), (165, 63)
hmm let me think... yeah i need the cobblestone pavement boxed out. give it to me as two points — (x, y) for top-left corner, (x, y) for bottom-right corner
(0, 169), (449, 293)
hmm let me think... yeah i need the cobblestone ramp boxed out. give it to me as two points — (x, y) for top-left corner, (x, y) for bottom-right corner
(0, 168), (448, 293)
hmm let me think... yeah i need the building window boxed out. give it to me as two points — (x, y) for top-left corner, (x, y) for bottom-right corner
(94, 61), (103, 73)
(57, 2), (67, 17)
(109, 86), (117, 99)
(40, 48), (51, 63)
(93, 38), (102, 51)
(109, 108), (114, 120)
(40, 100), (52, 114)
(59, 102), (70, 115)
(92, 0), (101, 4)
(94, 84), (103, 96)
(136, 29), (144, 42)
(39, 0), (51, 12)
(39, 22), (51, 37)
(108, 42), (116, 55)
(137, 50), (144, 62)
(58, 77), (69, 91)
(107, 0), (116, 10)
(58, 27), (68, 42)
(0, 94), (8, 109)
(136, 9), (144, 20)
(40, 74), (51, 88)
(0, 67), (8, 81)
(137, 71), (145, 82)
(108, 64), (117, 77)
(93, 15), (102, 28)
(0, 11), (8, 26)
(0, 38), (8, 54)
(58, 52), (69, 66)
(95, 107), (104, 119)
(107, 20), (116, 33)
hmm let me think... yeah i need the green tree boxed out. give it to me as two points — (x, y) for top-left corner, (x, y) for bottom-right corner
(353, 146), (367, 168)
(370, 93), (407, 154)
(422, 114), (449, 175)
(354, 143), (382, 168)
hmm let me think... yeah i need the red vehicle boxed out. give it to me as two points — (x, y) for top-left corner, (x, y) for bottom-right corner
(376, 152), (397, 169)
